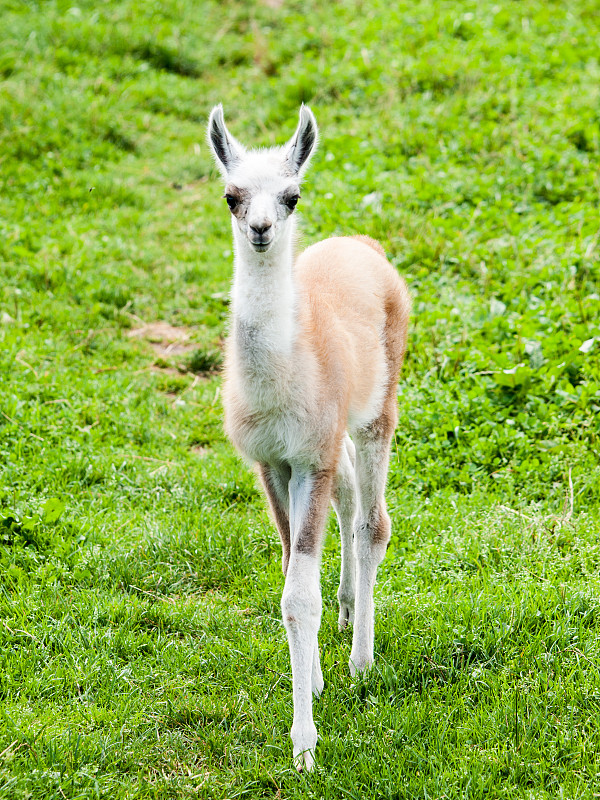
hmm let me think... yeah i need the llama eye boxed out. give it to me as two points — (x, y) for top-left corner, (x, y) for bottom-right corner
(286, 195), (300, 211)
(225, 194), (238, 211)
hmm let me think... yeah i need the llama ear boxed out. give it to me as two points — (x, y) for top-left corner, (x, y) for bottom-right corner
(207, 105), (246, 176)
(283, 104), (318, 177)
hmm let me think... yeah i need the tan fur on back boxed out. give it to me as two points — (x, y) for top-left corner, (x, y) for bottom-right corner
(351, 234), (387, 258)
(297, 236), (409, 422)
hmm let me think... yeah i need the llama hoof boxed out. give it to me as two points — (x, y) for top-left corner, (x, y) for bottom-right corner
(337, 592), (355, 630)
(349, 652), (374, 677)
(337, 603), (355, 631)
(294, 747), (315, 773)
(292, 723), (317, 772)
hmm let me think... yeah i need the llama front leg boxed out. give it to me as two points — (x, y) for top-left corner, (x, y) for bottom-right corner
(282, 552), (320, 772)
(350, 420), (394, 676)
(281, 468), (332, 771)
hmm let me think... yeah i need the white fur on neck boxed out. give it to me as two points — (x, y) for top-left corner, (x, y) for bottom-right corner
(231, 217), (298, 354)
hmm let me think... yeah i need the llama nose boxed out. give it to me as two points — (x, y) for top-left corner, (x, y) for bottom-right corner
(250, 222), (272, 237)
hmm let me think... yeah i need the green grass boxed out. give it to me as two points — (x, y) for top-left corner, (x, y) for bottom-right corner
(1, 0), (599, 796)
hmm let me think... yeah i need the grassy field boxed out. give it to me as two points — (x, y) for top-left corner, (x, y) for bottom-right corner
(1, 0), (600, 796)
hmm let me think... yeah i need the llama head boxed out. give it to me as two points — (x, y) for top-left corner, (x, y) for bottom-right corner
(208, 105), (318, 253)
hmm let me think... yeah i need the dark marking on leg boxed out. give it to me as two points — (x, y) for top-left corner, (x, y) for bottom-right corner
(359, 410), (396, 443)
(369, 505), (391, 547)
(355, 505), (391, 548)
(295, 470), (334, 557)
(258, 463), (292, 575)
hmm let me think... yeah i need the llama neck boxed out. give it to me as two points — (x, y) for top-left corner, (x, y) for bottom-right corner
(230, 224), (297, 354)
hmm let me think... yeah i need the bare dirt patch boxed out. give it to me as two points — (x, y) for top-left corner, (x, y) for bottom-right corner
(128, 321), (223, 378)
(127, 321), (196, 357)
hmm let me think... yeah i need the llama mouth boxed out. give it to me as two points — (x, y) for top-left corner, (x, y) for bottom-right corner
(250, 240), (272, 252)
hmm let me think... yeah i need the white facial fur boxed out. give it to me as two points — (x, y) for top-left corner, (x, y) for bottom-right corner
(207, 105), (317, 254)
(224, 152), (301, 252)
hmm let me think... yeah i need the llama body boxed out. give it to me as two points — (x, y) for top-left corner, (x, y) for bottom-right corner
(225, 238), (395, 465)
(208, 105), (410, 770)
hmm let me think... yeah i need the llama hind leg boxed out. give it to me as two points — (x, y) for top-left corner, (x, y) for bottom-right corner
(350, 412), (395, 676)
(311, 643), (324, 698)
(258, 462), (291, 575)
(332, 434), (357, 630)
